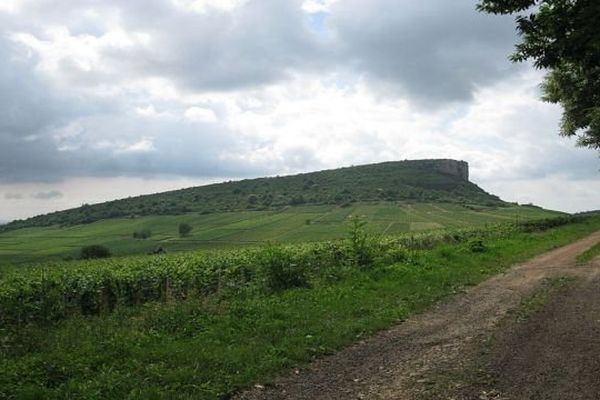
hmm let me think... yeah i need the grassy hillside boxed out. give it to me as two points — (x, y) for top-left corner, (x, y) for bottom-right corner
(1, 159), (503, 232)
(0, 202), (559, 265)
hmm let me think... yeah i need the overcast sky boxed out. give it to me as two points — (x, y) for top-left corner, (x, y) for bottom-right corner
(0, 0), (598, 222)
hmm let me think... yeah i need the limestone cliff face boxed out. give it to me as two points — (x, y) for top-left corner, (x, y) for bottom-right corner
(404, 159), (468, 181)
(430, 159), (469, 181)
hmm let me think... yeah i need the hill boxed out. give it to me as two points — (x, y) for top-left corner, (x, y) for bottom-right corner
(2, 159), (503, 232)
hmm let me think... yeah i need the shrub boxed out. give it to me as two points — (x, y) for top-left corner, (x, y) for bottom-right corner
(517, 216), (579, 232)
(347, 215), (373, 267)
(132, 229), (152, 239)
(247, 194), (258, 205)
(80, 245), (111, 260)
(373, 240), (408, 266)
(256, 246), (309, 292)
(150, 246), (167, 255)
(468, 239), (486, 253)
(178, 223), (193, 237)
(288, 195), (305, 205)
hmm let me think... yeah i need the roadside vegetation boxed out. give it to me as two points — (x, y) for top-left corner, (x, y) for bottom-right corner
(576, 242), (600, 265)
(1, 215), (598, 399)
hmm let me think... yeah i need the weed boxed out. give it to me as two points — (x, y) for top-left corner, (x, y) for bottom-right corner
(576, 242), (600, 265)
(468, 238), (486, 253)
(347, 215), (373, 268)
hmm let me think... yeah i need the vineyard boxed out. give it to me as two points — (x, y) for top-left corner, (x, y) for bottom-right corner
(0, 202), (559, 265)
(0, 222), (516, 325)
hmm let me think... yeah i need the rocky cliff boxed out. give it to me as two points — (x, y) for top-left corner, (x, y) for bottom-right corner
(431, 159), (469, 181)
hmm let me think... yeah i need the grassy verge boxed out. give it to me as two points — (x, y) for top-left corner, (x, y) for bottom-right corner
(508, 277), (576, 323)
(1, 218), (599, 399)
(576, 242), (600, 264)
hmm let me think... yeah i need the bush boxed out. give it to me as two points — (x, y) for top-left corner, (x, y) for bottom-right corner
(467, 239), (486, 253)
(247, 194), (258, 205)
(347, 215), (373, 267)
(256, 246), (309, 292)
(80, 245), (111, 260)
(178, 223), (193, 237)
(517, 216), (579, 232)
(132, 229), (152, 239)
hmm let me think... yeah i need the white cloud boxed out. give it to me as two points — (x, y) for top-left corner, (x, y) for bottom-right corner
(184, 107), (218, 123)
(484, 175), (600, 213)
(302, 0), (339, 13)
(118, 138), (155, 153)
(171, 0), (249, 14)
(52, 121), (83, 140)
(135, 105), (174, 119)
(0, 0), (24, 14)
(10, 26), (151, 92)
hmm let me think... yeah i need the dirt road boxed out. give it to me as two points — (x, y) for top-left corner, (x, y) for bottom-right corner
(236, 231), (600, 400)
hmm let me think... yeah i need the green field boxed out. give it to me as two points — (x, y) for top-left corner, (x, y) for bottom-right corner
(0, 202), (559, 265)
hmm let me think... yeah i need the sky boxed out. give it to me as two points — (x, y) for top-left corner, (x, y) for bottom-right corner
(0, 0), (598, 222)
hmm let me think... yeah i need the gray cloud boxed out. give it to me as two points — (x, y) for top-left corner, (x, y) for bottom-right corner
(0, 36), (72, 182)
(115, 0), (325, 92)
(0, 1), (325, 183)
(9, 0), (520, 103)
(0, 42), (65, 138)
(4, 193), (23, 200)
(0, 0), (596, 193)
(12, 0), (325, 92)
(0, 107), (277, 183)
(31, 190), (63, 200)
(329, 0), (522, 105)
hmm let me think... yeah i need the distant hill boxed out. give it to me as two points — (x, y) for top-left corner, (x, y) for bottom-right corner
(1, 159), (505, 232)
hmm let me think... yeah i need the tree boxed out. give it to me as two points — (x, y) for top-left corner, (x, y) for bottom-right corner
(132, 229), (152, 239)
(478, 0), (600, 150)
(80, 244), (111, 259)
(178, 223), (193, 237)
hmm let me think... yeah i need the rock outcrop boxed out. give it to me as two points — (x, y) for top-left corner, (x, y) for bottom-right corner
(431, 159), (469, 181)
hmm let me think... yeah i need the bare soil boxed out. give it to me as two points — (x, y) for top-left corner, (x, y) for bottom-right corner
(235, 231), (600, 400)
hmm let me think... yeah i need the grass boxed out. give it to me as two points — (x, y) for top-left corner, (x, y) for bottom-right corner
(0, 202), (559, 265)
(1, 217), (598, 399)
(576, 242), (600, 264)
(509, 277), (576, 322)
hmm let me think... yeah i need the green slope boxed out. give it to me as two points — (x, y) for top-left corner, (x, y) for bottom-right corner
(2, 159), (502, 232)
(0, 202), (560, 265)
